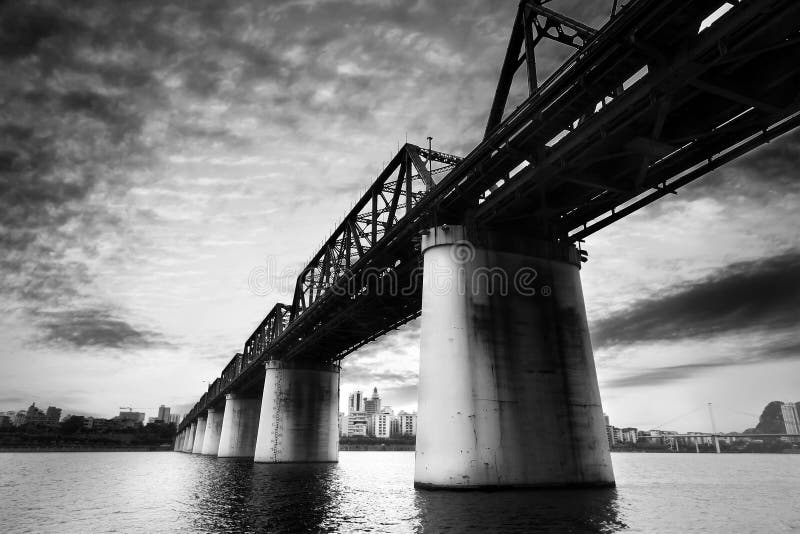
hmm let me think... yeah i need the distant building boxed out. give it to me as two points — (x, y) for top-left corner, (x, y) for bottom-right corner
(157, 405), (171, 423)
(620, 427), (638, 444)
(12, 411), (26, 426)
(372, 407), (395, 438)
(348, 391), (364, 414)
(117, 410), (145, 424)
(83, 417), (110, 431)
(346, 413), (369, 437)
(24, 403), (46, 425)
(168, 414), (181, 424)
(364, 388), (381, 417)
(780, 402), (800, 434)
(45, 406), (62, 425)
(604, 414), (615, 447)
(397, 411), (417, 436)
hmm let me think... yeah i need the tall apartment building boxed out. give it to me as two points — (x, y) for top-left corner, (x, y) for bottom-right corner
(397, 411), (417, 436)
(372, 407), (395, 438)
(780, 402), (800, 434)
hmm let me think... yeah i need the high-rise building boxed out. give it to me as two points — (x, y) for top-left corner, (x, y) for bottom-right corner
(364, 387), (381, 416)
(780, 402), (800, 434)
(169, 414), (181, 424)
(157, 405), (171, 423)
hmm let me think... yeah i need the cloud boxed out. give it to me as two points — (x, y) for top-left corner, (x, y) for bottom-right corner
(36, 308), (166, 350)
(591, 251), (800, 349)
(603, 334), (800, 389)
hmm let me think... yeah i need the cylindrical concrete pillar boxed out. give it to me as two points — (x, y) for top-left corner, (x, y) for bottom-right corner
(191, 416), (207, 454)
(174, 432), (182, 451)
(182, 422), (196, 453)
(201, 407), (224, 455)
(254, 360), (340, 463)
(414, 226), (614, 489)
(217, 393), (261, 458)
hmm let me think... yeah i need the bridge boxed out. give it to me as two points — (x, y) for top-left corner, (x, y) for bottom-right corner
(174, 0), (800, 489)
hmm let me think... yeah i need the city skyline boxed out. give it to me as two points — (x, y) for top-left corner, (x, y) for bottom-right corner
(1, 0), (798, 433)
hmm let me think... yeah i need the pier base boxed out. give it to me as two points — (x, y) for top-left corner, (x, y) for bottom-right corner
(181, 422), (196, 453)
(254, 361), (340, 463)
(414, 226), (614, 489)
(201, 407), (224, 455)
(191, 416), (206, 454)
(217, 393), (261, 458)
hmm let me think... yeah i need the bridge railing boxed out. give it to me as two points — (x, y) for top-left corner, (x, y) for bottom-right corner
(287, 144), (460, 325)
(242, 303), (290, 364)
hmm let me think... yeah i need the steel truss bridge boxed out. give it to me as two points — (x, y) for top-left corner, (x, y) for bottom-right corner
(180, 0), (800, 431)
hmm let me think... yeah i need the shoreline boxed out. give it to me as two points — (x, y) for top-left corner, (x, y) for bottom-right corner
(0, 445), (173, 453)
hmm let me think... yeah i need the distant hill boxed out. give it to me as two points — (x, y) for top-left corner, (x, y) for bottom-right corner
(754, 401), (787, 434)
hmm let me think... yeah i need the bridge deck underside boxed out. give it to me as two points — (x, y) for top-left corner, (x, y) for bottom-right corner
(453, 0), (800, 238)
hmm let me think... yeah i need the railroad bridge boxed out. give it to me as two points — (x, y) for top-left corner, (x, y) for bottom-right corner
(175, 0), (800, 489)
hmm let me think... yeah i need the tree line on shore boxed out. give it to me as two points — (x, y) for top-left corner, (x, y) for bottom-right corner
(0, 416), (177, 449)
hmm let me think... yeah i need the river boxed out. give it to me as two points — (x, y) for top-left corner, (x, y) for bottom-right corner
(1, 451), (798, 532)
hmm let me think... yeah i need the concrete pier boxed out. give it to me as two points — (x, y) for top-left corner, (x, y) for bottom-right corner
(414, 226), (614, 489)
(182, 422), (197, 453)
(254, 360), (340, 463)
(217, 393), (261, 458)
(174, 432), (182, 451)
(201, 407), (224, 455)
(191, 416), (207, 454)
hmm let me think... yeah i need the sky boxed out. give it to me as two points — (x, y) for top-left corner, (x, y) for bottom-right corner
(1, 0), (798, 433)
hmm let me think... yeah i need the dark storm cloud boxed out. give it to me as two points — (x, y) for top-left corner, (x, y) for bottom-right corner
(604, 336), (800, 388)
(591, 251), (800, 349)
(0, 1), (78, 60)
(38, 308), (166, 350)
(605, 362), (724, 388)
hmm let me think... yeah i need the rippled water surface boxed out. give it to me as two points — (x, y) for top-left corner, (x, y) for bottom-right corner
(1, 451), (799, 532)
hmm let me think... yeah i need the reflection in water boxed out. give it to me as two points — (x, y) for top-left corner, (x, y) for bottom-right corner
(188, 452), (624, 533)
(415, 487), (625, 533)
(2, 452), (799, 532)
(248, 462), (340, 532)
(190, 457), (341, 533)
(190, 457), (256, 532)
